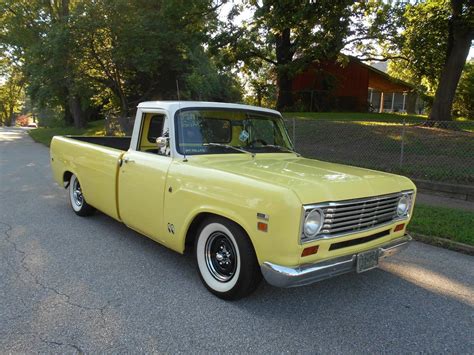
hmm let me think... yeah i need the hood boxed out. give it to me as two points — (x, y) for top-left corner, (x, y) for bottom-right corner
(191, 154), (414, 204)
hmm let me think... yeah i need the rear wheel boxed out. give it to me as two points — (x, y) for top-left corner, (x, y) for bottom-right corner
(195, 216), (261, 300)
(69, 174), (95, 217)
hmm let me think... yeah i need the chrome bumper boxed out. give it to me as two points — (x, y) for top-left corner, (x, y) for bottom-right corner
(261, 234), (412, 288)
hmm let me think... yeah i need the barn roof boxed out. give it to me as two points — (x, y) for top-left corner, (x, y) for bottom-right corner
(352, 57), (415, 93)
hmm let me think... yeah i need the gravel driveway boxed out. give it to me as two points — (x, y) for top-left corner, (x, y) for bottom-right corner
(1, 127), (473, 353)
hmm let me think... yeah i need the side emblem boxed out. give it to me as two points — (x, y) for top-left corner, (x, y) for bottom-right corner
(167, 223), (175, 234)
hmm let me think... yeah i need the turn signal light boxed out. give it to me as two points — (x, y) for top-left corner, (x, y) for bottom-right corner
(301, 245), (319, 257)
(394, 223), (405, 232)
(257, 222), (268, 232)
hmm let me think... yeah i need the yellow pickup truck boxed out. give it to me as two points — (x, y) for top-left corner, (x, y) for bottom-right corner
(50, 101), (415, 299)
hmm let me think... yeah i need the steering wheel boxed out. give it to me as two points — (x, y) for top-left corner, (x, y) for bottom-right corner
(248, 139), (267, 147)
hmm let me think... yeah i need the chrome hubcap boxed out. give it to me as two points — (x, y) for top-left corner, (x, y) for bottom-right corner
(205, 232), (237, 282)
(72, 179), (83, 207)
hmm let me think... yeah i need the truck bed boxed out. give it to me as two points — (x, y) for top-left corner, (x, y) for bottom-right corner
(50, 135), (128, 220)
(67, 136), (131, 151)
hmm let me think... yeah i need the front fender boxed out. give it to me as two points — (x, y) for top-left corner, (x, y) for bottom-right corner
(163, 160), (303, 266)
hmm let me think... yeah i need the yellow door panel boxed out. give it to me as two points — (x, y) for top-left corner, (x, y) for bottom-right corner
(118, 150), (171, 242)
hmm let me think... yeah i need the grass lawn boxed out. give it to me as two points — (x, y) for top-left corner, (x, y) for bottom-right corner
(283, 114), (474, 184)
(409, 204), (474, 246)
(29, 120), (106, 146)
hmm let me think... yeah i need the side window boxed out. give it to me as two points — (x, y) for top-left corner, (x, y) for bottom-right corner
(139, 113), (168, 155)
(147, 115), (164, 143)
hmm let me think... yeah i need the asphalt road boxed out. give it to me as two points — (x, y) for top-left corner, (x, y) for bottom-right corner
(1, 127), (473, 353)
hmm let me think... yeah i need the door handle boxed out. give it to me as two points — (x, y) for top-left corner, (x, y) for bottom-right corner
(123, 157), (135, 164)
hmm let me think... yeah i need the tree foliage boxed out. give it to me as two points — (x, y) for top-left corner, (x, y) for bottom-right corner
(214, 0), (406, 110)
(388, 1), (451, 95)
(388, 0), (473, 121)
(429, 0), (473, 122)
(453, 61), (474, 118)
(0, 0), (240, 127)
(0, 57), (24, 126)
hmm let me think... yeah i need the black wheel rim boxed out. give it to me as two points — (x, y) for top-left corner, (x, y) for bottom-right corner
(204, 231), (237, 282)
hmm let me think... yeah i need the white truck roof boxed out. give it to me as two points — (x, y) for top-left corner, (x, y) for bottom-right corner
(137, 101), (281, 116)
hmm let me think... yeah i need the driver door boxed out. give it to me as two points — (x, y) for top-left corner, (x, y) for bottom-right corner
(118, 112), (171, 243)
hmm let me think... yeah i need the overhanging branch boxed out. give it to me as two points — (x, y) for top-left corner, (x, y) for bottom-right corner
(248, 51), (278, 65)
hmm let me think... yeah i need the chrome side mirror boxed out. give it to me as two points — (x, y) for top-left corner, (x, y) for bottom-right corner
(156, 137), (169, 149)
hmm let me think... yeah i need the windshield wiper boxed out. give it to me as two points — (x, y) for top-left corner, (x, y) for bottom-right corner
(263, 144), (300, 156)
(203, 143), (255, 158)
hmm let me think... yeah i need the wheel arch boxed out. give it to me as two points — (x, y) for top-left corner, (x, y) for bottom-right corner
(183, 211), (255, 256)
(63, 171), (73, 188)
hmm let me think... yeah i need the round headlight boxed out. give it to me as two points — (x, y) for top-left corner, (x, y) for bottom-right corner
(304, 209), (324, 238)
(397, 195), (410, 216)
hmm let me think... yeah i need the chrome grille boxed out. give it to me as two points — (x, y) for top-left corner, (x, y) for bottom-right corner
(302, 192), (412, 242)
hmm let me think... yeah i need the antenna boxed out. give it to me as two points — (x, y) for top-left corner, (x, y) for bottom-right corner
(176, 79), (187, 162)
(176, 79), (181, 101)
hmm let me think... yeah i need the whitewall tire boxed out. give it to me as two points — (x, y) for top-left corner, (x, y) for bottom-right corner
(68, 174), (95, 217)
(195, 216), (261, 300)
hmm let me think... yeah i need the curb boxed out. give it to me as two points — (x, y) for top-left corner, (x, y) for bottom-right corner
(410, 232), (474, 256)
(413, 179), (474, 202)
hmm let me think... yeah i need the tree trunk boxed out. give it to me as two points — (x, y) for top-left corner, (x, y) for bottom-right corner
(276, 28), (294, 111)
(63, 92), (74, 125)
(276, 70), (293, 111)
(9, 107), (14, 126)
(119, 94), (128, 118)
(256, 89), (262, 107)
(68, 96), (85, 128)
(428, 0), (473, 122)
(6, 107), (13, 126)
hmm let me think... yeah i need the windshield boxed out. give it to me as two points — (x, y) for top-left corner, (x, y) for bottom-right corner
(175, 109), (293, 155)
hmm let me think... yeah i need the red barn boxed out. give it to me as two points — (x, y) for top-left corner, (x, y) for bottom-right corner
(291, 57), (417, 113)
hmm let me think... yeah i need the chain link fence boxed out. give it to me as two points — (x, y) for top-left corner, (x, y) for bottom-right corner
(104, 113), (473, 184)
(284, 118), (474, 185)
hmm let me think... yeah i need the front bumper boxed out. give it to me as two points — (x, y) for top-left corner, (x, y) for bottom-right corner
(261, 234), (412, 288)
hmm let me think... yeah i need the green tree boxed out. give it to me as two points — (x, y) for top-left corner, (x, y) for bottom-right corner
(453, 61), (474, 118)
(184, 46), (242, 102)
(1, 0), (239, 127)
(0, 0), (98, 128)
(71, 0), (233, 118)
(215, 1), (405, 110)
(429, 0), (473, 122)
(0, 63), (25, 126)
(388, 0), (473, 121)
(240, 59), (276, 108)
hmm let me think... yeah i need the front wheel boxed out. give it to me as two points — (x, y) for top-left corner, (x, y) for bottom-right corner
(195, 216), (261, 300)
(69, 174), (95, 217)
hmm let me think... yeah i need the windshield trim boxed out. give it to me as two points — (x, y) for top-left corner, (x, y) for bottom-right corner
(173, 107), (292, 156)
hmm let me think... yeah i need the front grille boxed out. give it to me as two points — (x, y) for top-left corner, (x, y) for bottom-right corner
(321, 193), (400, 236)
(302, 192), (412, 242)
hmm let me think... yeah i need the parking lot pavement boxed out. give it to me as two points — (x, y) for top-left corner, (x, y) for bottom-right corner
(1, 127), (473, 353)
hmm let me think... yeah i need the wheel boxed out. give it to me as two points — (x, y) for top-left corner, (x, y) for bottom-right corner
(68, 174), (95, 217)
(195, 216), (262, 300)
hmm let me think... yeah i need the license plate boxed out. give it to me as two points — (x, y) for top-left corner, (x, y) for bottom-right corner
(356, 250), (379, 273)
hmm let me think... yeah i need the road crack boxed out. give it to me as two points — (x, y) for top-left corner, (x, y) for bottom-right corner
(0, 221), (119, 326)
(40, 337), (84, 353)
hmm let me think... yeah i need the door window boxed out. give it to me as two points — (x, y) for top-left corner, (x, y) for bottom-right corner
(138, 113), (169, 155)
(147, 115), (164, 143)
